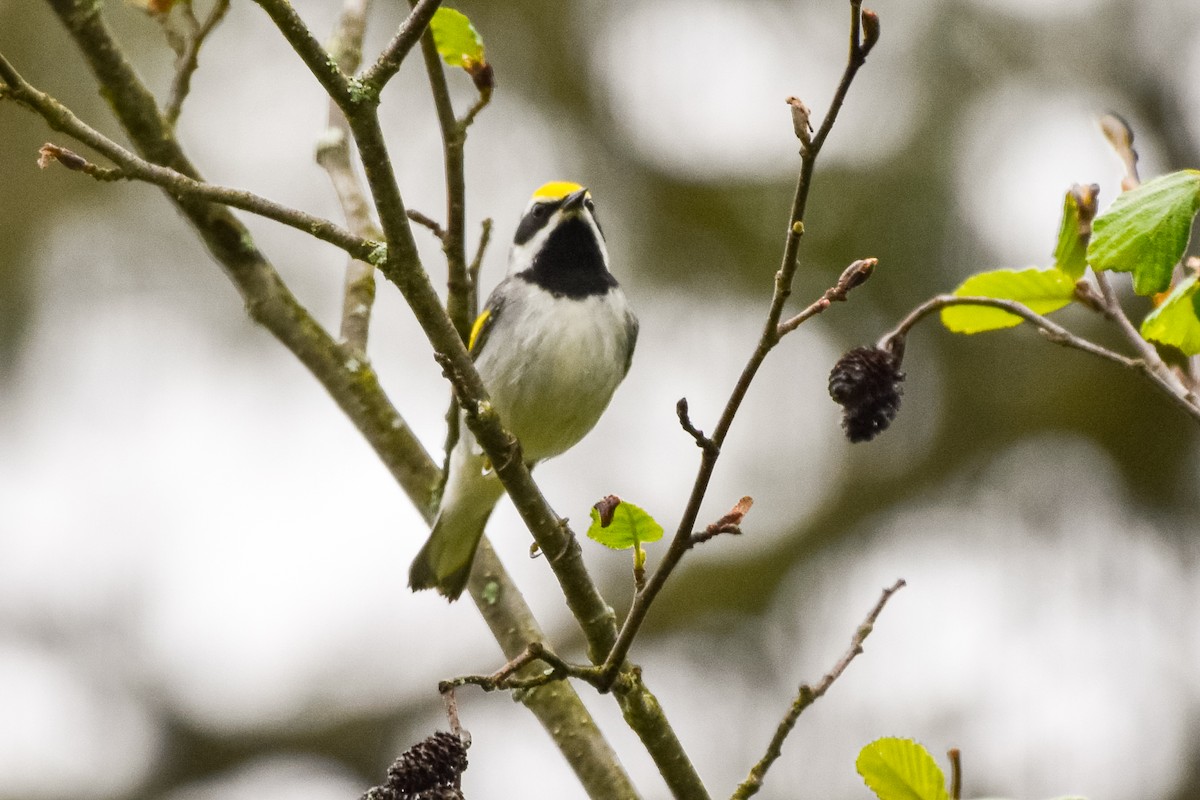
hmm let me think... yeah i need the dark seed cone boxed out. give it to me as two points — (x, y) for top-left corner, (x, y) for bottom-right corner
(828, 346), (905, 443)
(363, 731), (469, 800)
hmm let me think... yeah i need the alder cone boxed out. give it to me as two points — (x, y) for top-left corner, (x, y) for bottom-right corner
(828, 346), (904, 442)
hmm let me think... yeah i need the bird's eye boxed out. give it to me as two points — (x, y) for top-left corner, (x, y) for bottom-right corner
(532, 204), (549, 219)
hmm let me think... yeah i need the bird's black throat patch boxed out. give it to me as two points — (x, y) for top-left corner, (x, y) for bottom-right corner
(518, 216), (617, 299)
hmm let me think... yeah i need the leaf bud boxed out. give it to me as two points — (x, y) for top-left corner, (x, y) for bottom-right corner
(861, 9), (881, 55)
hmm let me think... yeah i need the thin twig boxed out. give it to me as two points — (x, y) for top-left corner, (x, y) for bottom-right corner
(731, 580), (906, 800)
(319, 0), (379, 353)
(689, 496), (752, 546)
(459, 88), (493, 130)
(407, 208), (447, 239)
(948, 748), (962, 800)
(0, 53), (376, 261)
(598, 1), (877, 690)
(467, 217), (492, 320)
(250, 3), (707, 793)
(878, 293), (1200, 424)
(37, 142), (123, 180)
(414, 7), (471, 342)
(251, 0), (354, 106)
(776, 258), (876, 336)
(1093, 272), (1195, 398)
(359, 0), (443, 94)
(675, 398), (718, 455)
(163, 0), (231, 125)
(442, 686), (465, 739)
(438, 642), (601, 694)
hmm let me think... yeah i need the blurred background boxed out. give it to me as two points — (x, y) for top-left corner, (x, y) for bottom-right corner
(2, 0), (1199, 798)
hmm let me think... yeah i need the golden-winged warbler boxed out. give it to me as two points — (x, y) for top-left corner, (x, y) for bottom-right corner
(409, 182), (638, 600)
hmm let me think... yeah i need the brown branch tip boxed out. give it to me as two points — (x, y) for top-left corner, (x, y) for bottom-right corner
(691, 496), (753, 545)
(676, 397), (719, 455)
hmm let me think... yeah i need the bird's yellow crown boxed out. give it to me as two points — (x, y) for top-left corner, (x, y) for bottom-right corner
(532, 181), (586, 201)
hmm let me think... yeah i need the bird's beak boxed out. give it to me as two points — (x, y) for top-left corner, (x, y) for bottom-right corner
(561, 188), (589, 211)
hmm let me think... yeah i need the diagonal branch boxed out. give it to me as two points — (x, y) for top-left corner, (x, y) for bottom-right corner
(731, 580), (906, 800)
(28, 5), (641, 799)
(0, 52), (376, 262)
(162, 0), (232, 125)
(598, 0), (879, 680)
(38, 0), (436, 509)
(359, 0), (443, 95)
(253, 3), (708, 795)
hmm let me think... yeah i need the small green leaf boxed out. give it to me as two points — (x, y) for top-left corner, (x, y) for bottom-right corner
(1052, 184), (1099, 280)
(857, 738), (949, 800)
(430, 8), (485, 70)
(586, 499), (663, 551)
(1087, 169), (1200, 295)
(941, 268), (1077, 333)
(1141, 273), (1200, 355)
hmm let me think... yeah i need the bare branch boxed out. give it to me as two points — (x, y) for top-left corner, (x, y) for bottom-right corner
(163, 0), (232, 125)
(407, 208), (447, 239)
(415, 9), (472, 342)
(878, 293), (1200, 425)
(776, 257), (876, 337)
(319, 0), (379, 353)
(0, 53), (377, 261)
(359, 0), (443, 94)
(676, 398), (718, 455)
(731, 580), (906, 800)
(251, 0), (354, 106)
(467, 217), (492, 320)
(438, 642), (602, 695)
(596, 3), (881, 688)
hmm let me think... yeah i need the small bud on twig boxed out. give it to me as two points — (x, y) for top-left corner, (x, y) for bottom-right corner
(861, 9), (881, 56)
(785, 96), (814, 153)
(37, 143), (123, 181)
(691, 496), (754, 545)
(1069, 182), (1100, 236)
(837, 258), (876, 293)
(1099, 112), (1139, 190)
(38, 143), (88, 171)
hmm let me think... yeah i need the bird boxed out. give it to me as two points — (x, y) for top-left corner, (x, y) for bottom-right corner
(409, 181), (638, 600)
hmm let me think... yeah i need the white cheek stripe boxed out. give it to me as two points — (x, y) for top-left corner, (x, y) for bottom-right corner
(507, 209), (610, 276)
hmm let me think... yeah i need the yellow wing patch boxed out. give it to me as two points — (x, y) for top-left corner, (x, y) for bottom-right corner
(533, 181), (585, 201)
(468, 309), (491, 351)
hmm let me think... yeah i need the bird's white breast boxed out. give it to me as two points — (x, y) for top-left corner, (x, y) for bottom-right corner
(474, 278), (634, 463)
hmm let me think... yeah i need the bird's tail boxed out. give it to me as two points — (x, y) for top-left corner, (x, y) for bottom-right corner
(409, 448), (504, 601)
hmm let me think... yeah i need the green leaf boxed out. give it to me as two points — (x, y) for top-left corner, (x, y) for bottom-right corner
(1052, 184), (1099, 280)
(941, 268), (1076, 333)
(857, 738), (949, 800)
(430, 8), (485, 70)
(1087, 169), (1200, 295)
(1141, 273), (1200, 355)
(586, 499), (663, 551)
